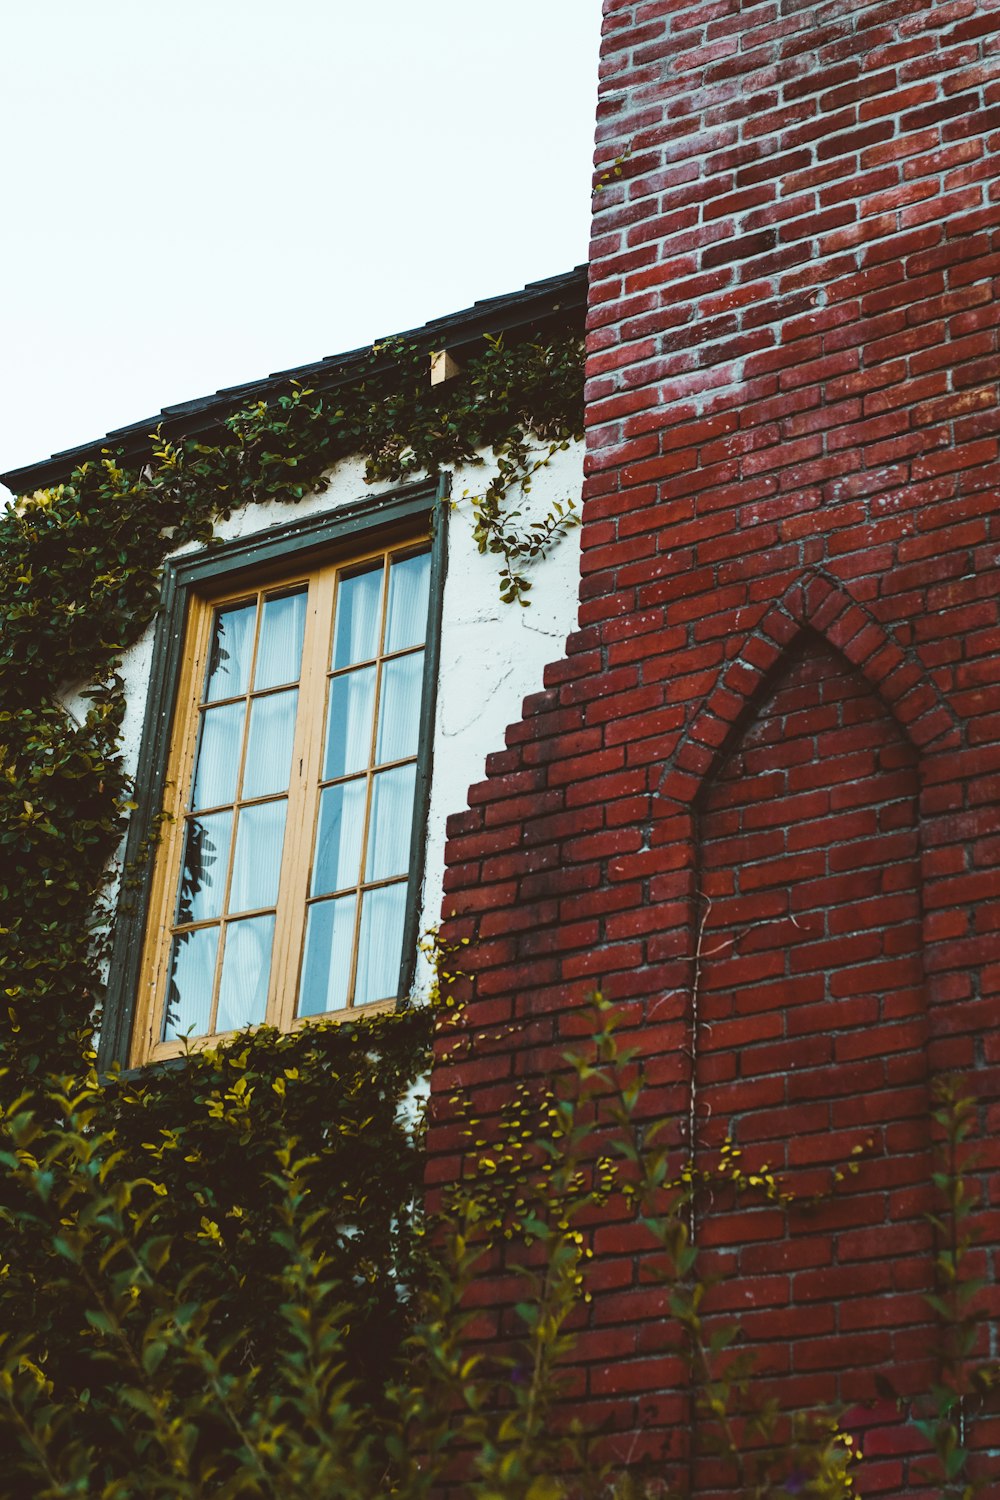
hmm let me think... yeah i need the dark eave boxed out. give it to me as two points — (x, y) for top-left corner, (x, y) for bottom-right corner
(2, 266), (588, 496)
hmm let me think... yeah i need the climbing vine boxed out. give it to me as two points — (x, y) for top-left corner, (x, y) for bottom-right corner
(0, 328), (583, 1079)
(0, 323), (583, 1488)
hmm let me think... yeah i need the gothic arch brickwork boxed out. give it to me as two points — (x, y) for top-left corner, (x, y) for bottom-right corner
(428, 1), (1000, 1488)
(694, 636), (931, 1416)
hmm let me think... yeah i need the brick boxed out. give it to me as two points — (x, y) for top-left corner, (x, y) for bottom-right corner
(426, 4), (1000, 1480)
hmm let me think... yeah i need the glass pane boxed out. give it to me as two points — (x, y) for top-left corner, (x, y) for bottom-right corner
(205, 601), (255, 702)
(242, 689), (297, 800)
(365, 763), (417, 882)
(385, 551), (430, 653)
(331, 566), (383, 669)
(216, 914), (274, 1032)
(312, 779), (366, 897)
(162, 927), (218, 1041)
(191, 702), (245, 810)
(254, 590), (307, 690)
(375, 652), (424, 764)
(298, 895), (356, 1016)
(230, 800), (286, 913)
(176, 811), (233, 925)
(354, 882), (407, 1006)
(323, 667), (375, 781)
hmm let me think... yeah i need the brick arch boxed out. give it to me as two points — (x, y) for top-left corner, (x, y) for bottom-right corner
(686, 626), (936, 1420)
(653, 572), (960, 816)
(610, 569), (954, 1425)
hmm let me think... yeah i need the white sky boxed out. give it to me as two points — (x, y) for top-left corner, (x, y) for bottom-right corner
(0, 0), (603, 497)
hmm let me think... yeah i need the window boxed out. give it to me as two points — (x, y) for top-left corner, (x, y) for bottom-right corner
(102, 484), (445, 1069)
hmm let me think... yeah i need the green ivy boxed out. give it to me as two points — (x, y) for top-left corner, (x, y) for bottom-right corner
(0, 325), (582, 1473)
(0, 329), (583, 1081)
(0, 1009), (437, 1495)
(8, 999), (990, 1497)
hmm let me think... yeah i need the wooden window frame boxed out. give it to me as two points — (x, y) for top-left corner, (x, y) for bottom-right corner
(99, 477), (448, 1071)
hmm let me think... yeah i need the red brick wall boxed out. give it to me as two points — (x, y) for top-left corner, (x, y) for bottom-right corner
(429, 0), (1000, 1489)
(697, 638), (930, 1403)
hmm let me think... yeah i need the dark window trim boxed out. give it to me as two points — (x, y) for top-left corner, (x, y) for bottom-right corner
(99, 474), (449, 1070)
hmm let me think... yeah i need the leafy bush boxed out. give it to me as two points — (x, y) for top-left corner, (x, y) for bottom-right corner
(0, 1006), (433, 1496)
(3, 998), (992, 1498)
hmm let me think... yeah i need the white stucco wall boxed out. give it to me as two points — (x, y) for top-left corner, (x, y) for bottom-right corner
(111, 440), (584, 1000)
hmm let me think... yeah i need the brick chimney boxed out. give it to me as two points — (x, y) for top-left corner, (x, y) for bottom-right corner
(430, 3), (1000, 1488)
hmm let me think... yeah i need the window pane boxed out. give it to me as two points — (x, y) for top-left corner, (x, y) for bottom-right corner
(177, 811), (233, 924)
(205, 602), (255, 702)
(230, 800), (286, 913)
(332, 566), (383, 669)
(242, 689), (297, 800)
(312, 779), (366, 897)
(376, 652), (423, 764)
(255, 590), (307, 690)
(385, 551), (430, 653)
(354, 882), (407, 1006)
(298, 895), (356, 1016)
(192, 702), (245, 810)
(323, 666), (375, 780)
(163, 926), (218, 1041)
(216, 914), (274, 1032)
(365, 763), (417, 882)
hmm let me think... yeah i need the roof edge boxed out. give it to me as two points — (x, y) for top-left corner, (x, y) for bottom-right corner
(3, 265), (588, 495)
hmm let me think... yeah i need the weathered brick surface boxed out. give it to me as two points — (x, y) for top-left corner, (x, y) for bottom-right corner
(429, 0), (1000, 1488)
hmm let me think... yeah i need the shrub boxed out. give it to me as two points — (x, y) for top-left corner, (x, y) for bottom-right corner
(0, 999), (994, 1498)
